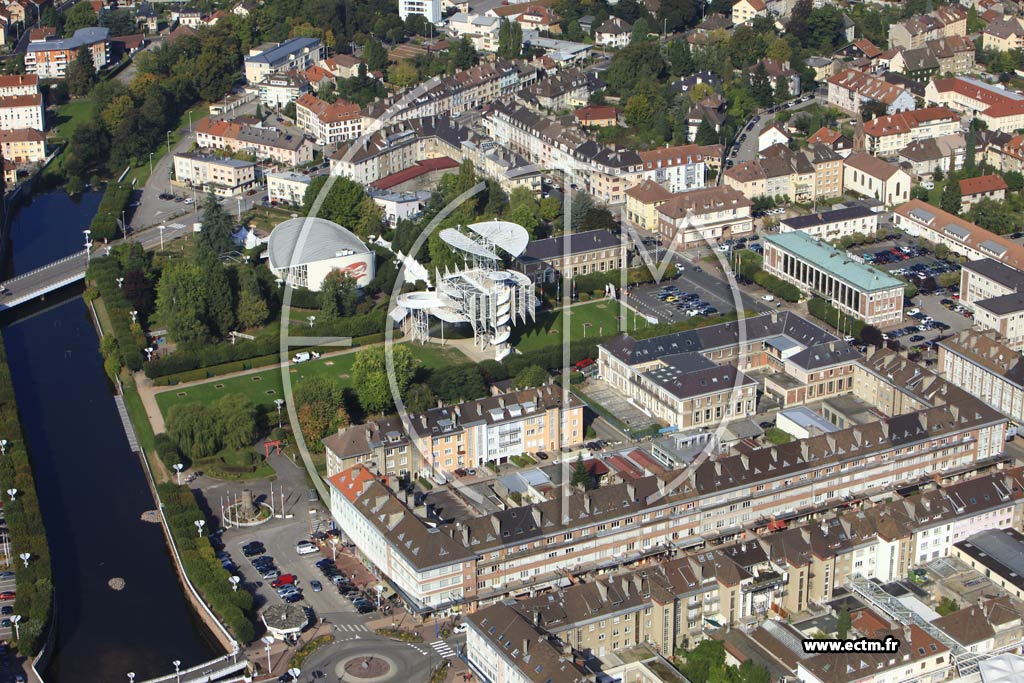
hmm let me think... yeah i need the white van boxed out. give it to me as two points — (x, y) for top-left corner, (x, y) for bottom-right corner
(296, 541), (318, 555)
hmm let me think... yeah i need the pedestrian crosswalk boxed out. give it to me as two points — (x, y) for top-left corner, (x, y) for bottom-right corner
(335, 623), (369, 632)
(431, 640), (456, 658)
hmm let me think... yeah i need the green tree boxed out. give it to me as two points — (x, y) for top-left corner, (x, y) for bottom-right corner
(197, 196), (235, 256)
(351, 345), (415, 415)
(750, 63), (774, 107)
(362, 38), (388, 72)
(304, 176), (377, 234)
(513, 365), (549, 388)
(630, 17), (650, 42)
(65, 45), (97, 97)
(605, 40), (666, 96)
(681, 639), (727, 683)
(198, 252), (236, 338)
(64, 1), (99, 34)
(402, 383), (437, 412)
(968, 197), (1016, 234)
(167, 403), (220, 459)
(294, 376), (347, 446)
(156, 260), (210, 346)
(695, 118), (718, 145)
(666, 38), (694, 76)
(941, 179), (962, 215)
(319, 270), (359, 319)
(570, 455), (591, 488)
(430, 364), (487, 402)
(214, 394), (258, 450)
(497, 19), (523, 58)
(837, 606), (851, 639)
(235, 266), (269, 329)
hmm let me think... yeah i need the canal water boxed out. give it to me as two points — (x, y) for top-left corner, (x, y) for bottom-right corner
(6, 191), (104, 274)
(1, 193), (218, 683)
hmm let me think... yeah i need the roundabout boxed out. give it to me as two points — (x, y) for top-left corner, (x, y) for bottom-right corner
(302, 633), (437, 683)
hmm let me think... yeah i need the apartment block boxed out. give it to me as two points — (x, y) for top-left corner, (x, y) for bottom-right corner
(25, 27), (109, 79)
(778, 206), (879, 242)
(763, 232), (905, 325)
(0, 128), (45, 163)
(959, 259), (1024, 347)
(842, 152), (911, 207)
(0, 94), (43, 132)
(892, 200), (1024, 269)
(324, 385), (583, 477)
(888, 5), (966, 50)
(265, 171), (311, 206)
(172, 153), (256, 196)
(655, 186), (753, 248)
(938, 330), (1024, 425)
(859, 106), (962, 158)
(196, 116), (314, 166)
(243, 38), (324, 84)
(294, 93), (364, 145)
(828, 69), (915, 116)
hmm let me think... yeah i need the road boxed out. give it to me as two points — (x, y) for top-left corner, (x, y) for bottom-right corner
(727, 95), (824, 167)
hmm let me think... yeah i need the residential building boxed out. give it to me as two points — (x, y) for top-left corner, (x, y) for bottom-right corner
(897, 133), (966, 180)
(722, 145), (840, 203)
(324, 385), (584, 476)
(758, 123), (789, 152)
(925, 77), (1024, 133)
(0, 74), (37, 97)
(0, 128), (44, 163)
(842, 152), (911, 207)
(732, 0), (766, 25)
(939, 329), (1024, 422)
(265, 171), (311, 206)
(778, 205), (879, 242)
(798, 623), (951, 683)
(399, 0), (440, 23)
(243, 38), (324, 84)
(446, 13), (500, 52)
(983, 15), (1024, 52)
(892, 36), (975, 80)
(763, 232), (905, 325)
(0, 94), (43, 132)
(623, 179), (674, 232)
(637, 143), (708, 193)
(172, 153), (256, 196)
(655, 186), (753, 248)
(574, 105), (617, 128)
(294, 93), (363, 145)
(893, 200), (1024, 268)
(960, 174), (1008, 210)
(750, 59), (800, 98)
(330, 116), (470, 186)
(367, 188), (431, 227)
(513, 229), (625, 282)
(959, 259), (1024, 346)
(255, 73), (308, 108)
(594, 17), (630, 47)
(196, 116), (315, 166)
(859, 106), (962, 158)
(828, 68), (916, 116)
(25, 26), (109, 78)
(321, 54), (362, 79)
(809, 128), (853, 159)
(466, 605), (590, 683)
(888, 5), (967, 50)
(513, 6), (561, 33)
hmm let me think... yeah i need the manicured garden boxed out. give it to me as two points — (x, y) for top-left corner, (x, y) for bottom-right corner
(154, 343), (469, 418)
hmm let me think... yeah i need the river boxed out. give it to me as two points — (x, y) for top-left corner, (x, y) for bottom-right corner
(1, 192), (218, 682)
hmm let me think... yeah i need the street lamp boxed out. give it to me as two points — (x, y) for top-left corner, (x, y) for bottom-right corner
(145, 346), (154, 361)
(274, 398), (285, 428)
(173, 463), (184, 485)
(159, 224), (166, 250)
(127, 672), (134, 683)
(0, 440), (7, 455)
(130, 310), (138, 325)
(330, 536), (339, 561)
(116, 277), (124, 288)
(10, 615), (20, 641)
(166, 130), (172, 155)
(5, 489), (16, 501)
(194, 519), (205, 537)
(18, 553), (29, 568)
(228, 575), (241, 592)
(261, 635), (274, 674)
(307, 315), (316, 328)
(172, 660), (181, 683)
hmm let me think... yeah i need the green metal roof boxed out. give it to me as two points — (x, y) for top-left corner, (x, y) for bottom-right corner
(765, 232), (903, 293)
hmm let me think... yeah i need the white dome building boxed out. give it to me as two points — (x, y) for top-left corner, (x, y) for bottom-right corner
(267, 217), (375, 291)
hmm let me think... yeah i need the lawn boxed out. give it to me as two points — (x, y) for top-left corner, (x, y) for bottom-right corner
(244, 205), (301, 233)
(154, 342), (468, 418)
(513, 300), (647, 352)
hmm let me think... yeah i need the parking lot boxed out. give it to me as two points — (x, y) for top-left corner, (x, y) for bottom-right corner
(214, 507), (385, 633)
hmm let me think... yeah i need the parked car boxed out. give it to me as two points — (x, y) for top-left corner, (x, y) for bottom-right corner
(271, 574), (296, 588)
(296, 541), (318, 555)
(310, 580), (323, 592)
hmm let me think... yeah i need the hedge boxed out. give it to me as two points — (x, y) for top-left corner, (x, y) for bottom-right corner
(90, 182), (133, 241)
(88, 256), (146, 371)
(541, 264), (679, 303)
(144, 309), (389, 379)
(0, 335), (53, 655)
(753, 271), (801, 303)
(157, 482), (256, 643)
